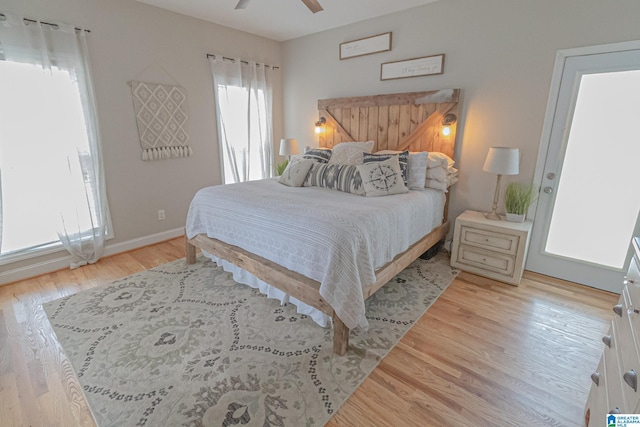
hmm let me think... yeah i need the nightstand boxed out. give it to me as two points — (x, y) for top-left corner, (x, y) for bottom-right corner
(450, 210), (532, 285)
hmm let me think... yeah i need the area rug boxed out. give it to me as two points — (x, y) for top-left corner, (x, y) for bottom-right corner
(44, 252), (458, 427)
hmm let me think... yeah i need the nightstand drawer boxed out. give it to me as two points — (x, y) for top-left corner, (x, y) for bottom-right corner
(456, 245), (515, 276)
(459, 226), (520, 256)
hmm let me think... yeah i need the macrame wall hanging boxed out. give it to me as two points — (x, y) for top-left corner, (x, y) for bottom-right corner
(129, 80), (192, 160)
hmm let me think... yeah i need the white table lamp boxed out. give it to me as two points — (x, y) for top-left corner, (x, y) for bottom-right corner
(279, 138), (299, 161)
(482, 147), (520, 220)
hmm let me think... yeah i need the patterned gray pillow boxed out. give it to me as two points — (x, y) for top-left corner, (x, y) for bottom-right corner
(362, 150), (409, 186)
(303, 163), (364, 195)
(356, 155), (408, 197)
(303, 148), (332, 163)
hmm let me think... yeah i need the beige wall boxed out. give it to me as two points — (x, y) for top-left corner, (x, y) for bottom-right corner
(281, 0), (640, 227)
(1, 0), (283, 280)
(5, 0), (640, 281)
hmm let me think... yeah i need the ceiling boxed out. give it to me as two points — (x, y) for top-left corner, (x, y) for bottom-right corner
(137, 0), (441, 42)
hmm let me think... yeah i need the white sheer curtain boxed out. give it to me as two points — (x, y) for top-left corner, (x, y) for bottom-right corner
(208, 55), (274, 183)
(0, 169), (3, 251)
(0, 13), (110, 268)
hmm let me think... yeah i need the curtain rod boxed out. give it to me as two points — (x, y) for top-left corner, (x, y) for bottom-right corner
(0, 13), (90, 33)
(206, 53), (279, 70)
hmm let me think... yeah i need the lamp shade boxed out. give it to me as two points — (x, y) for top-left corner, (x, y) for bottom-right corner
(482, 147), (520, 175)
(279, 138), (299, 156)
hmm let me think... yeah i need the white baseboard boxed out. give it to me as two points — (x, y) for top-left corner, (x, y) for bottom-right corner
(0, 228), (185, 286)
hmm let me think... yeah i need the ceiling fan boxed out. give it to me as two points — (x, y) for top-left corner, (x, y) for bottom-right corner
(235, 0), (324, 14)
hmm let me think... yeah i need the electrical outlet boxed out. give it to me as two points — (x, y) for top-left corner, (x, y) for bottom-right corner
(157, 209), (165, 221)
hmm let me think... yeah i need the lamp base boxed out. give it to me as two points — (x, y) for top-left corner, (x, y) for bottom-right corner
(484, 211), (502, 221)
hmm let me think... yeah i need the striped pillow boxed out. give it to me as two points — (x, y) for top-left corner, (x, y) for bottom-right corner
(303, 163), (364, 195)
(362, 150), (409, 186)
(303, 148), (332, 163)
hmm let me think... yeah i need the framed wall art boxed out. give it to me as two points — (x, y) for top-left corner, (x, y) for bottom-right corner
(340, 32), (392, 60)
(380, 53), (445, 81)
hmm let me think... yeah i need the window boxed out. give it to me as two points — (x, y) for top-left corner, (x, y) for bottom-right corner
(208, 56), (275, 184)
(216, 84), (270, 183)
(0, 14), (110, 267)
(0, 60), (102, 256)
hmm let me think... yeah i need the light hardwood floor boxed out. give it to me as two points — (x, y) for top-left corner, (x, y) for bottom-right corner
(0, 238), (617, 426)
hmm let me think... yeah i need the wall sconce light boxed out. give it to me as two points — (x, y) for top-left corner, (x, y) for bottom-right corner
(314, 117), (326, 134)
(442, 113), (457, 137)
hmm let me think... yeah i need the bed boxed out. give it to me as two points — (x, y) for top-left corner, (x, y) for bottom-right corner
(186, 89), (460, 355)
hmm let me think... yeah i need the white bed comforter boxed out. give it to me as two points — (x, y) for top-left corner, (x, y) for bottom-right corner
(186, 178), (445, 330)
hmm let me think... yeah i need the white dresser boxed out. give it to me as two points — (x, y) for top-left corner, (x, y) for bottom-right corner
(585, 236), (640, 425)
(450, 210), (532, 285)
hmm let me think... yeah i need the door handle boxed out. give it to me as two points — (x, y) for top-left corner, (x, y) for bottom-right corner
(543, 187), (553, 194)
(546, 172), (555, 180)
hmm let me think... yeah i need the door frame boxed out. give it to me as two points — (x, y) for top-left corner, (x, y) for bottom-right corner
(527, 40), (640, 287)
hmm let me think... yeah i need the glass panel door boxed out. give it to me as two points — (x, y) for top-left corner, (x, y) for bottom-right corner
(527, 45), (640, 293)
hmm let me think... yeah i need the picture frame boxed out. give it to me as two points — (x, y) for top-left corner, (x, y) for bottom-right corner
(339, 32), (392, 60)
(380, 54), (445, 81)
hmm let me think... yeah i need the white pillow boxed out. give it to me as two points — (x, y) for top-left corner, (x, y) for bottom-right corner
(356, 155), (408, 197)
(278, 158), (314, 187)
(426, 166), (458, 182)
(427, 152), (455, 169)
(425, 174), (459, 193)
(377, 150), (454, 169)
(328, 141), (375, 165)
(407, 151), (428, 190)
(425, 178), (448, 192)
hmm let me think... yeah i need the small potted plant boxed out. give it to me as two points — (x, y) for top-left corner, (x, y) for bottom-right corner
(276, 160), (289, 176)
(504, 182), (537, 222)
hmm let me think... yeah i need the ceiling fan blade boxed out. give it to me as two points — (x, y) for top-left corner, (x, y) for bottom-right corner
(235, 0), (251, 10)
(301, 0), (323, 13)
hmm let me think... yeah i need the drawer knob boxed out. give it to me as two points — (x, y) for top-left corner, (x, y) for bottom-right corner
(602, 335), (612, 348)
(591, 371), (600, 386)
(613, 304), (623, 317)
(624, 369), (638, 392)
(625, 278), (636, 285)
(609, 407), (622, 414)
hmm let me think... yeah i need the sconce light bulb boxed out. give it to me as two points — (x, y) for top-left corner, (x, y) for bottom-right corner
(442, 125), (451, 137)
(315, 126), (321, 134)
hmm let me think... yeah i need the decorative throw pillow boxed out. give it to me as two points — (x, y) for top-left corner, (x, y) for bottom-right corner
(327, 141), (375, 165)
(278, 158), (314, 187)
(303, 148), (332, 163)
(356, 156), (408, 197)
(407, 151), (429, 190)
(373, 150), (431, 190)
(303, 162), (364, 195)
(362, 151), (409, 187)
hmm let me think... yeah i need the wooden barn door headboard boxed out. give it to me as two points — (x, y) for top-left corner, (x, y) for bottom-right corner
(317, 89), (459, 159)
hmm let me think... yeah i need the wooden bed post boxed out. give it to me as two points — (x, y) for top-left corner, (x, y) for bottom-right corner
(185, 234), (197, 264)
(185, 221), (449, 356)
(332, 313), (349, 356)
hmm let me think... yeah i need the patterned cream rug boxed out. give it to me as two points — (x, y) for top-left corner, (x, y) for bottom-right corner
(44, 252), (458, 426)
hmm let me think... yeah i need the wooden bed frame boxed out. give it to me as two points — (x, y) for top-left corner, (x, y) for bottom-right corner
(186, 89), (460, 356)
